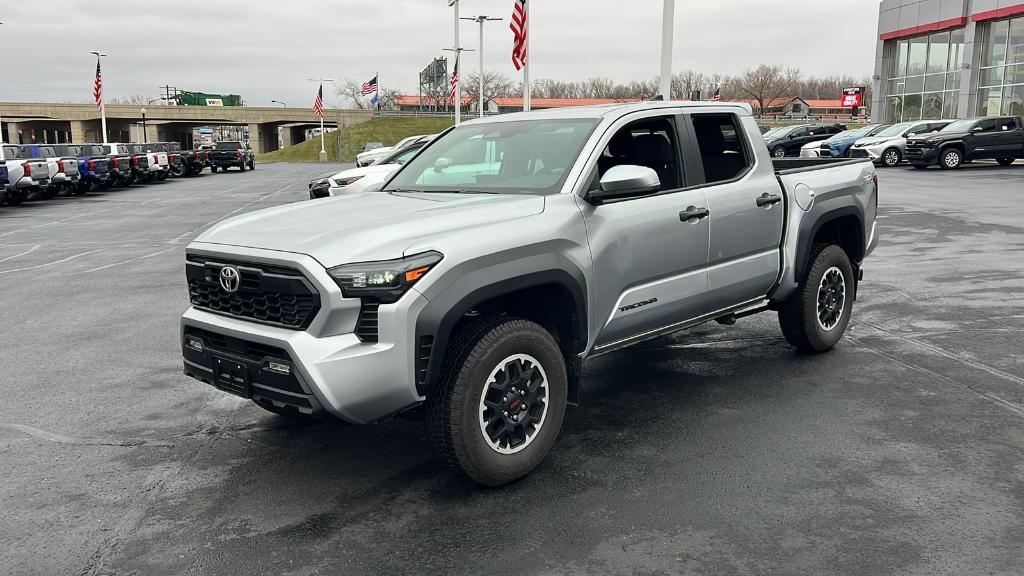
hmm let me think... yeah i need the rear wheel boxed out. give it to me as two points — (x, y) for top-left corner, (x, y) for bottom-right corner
(881, 148), (901, 167)
(778, 244), (855, 352)
(426, 317), (568, 486)
(939, 148), (963, 170)
(238, 161), (246, 172)
(996, 157), (1015, 166)
(210, 166), (218, 173)
(771, 146), (787, 158)
(249, 158), (255, 170)
(5, 189), (26, 205)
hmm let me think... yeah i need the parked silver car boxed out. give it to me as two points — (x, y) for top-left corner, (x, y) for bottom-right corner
(849, 120), (953, 167)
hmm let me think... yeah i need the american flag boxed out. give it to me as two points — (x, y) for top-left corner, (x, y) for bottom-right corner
(448, 55), (459, 104)
(93, 60), (104, 112)
(510, 0), (527, 71)
(361, 75), (378, 96)
(711, 87), (721, 102)
(312, 83), (324, 118)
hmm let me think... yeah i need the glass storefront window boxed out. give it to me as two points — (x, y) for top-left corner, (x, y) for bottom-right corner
(927, 31), (950, 74)
(922, 93), (944, 118)
(977, 16), (1024, 117)
(909, 35), (928, 76)
(885, 29), (964, 122)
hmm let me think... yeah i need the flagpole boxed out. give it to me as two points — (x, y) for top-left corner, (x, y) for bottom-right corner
(90, 51), (108, 144)
(308, 77), (333, 162)
(451, 0), (462, 125)
(522, 0), (530, 112)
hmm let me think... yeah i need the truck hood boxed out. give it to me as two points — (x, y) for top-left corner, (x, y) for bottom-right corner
(195, 191), (546, 267)
(853, 136), (899, 147)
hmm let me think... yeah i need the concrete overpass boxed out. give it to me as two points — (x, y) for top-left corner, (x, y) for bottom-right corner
(0, 102), (374, 153)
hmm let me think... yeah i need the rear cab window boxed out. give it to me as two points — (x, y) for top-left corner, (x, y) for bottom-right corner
(689, 113), (752, 184)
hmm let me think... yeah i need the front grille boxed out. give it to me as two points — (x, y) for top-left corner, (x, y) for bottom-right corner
(186, 256), (320, 329)
(355, 301), (380, 342)
(818, 144), (832, 157)
(850, 148), (869, 158)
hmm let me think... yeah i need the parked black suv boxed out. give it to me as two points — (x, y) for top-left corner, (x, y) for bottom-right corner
(762, 123), (846, 157)
(906, 116), (1024, 169)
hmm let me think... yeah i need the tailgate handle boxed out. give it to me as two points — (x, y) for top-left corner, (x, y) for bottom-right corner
(679, 206), (710, 222)
(756, 193), (782, 207)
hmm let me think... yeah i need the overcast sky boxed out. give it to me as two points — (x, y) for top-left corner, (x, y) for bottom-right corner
(2, 0), (879, 106)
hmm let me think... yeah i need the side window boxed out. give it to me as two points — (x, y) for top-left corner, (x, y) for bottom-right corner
(997, 118), (1016, 131)
(976, 119), (997, 132)
(790, 127), (809, 138)
(690, 113), (751, 184)
(596, 116), (682, 192)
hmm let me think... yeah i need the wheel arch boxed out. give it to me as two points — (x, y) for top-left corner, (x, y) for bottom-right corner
(415, 266), (588, 402)
(794, 206), (864, 284)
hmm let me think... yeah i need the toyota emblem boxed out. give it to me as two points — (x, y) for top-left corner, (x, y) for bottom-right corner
(219, 266), (240, 293)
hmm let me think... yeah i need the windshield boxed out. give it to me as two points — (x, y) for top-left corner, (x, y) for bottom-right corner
(167, 143), (182, 151)
(65, 146), (82, 156)
(384, 118), (599, 195)
(3, 145), (22, 159)
(941, 119), (976, 132)
(215, 142), (240, 150)
(762, 127), (792, 139)
(873, 122), (913, 138)
(129, 145), (144, 154)
(381, 144), (423, 165)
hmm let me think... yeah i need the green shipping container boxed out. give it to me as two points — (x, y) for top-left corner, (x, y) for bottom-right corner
(175, 91), (243, 107)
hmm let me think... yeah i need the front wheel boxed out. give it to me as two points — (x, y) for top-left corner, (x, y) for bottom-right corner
(881, 148), (901, 167)
(939, 148), (963, 170)
(249, 158), (255, 170)
(778, 244), (855, 352)
(771, 146), (787, 158)
(996, 157), (1015, 166)
(426, 318), (568, 486)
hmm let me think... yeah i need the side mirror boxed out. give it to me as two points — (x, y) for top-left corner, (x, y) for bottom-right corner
(971, 126), (984, 133)
(907, 132), (916, 137)
(585, 165), (660, 205)
(433, 158), (451, 173)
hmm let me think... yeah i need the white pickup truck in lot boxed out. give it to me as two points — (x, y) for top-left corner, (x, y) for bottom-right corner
(1, 143), (50, 205)
(180, 101), (878, 485)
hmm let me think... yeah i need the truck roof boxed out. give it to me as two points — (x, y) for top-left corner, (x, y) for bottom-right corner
(460, 100), (754, 125)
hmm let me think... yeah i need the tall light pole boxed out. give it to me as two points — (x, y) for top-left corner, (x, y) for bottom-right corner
(461, 15), (503, 118)
(271, 100), (287, 107)
(140, 107), (147, 143)
(307, 77), (334, 161)
(448, 0), (463, 125)
(89, 51), (108, 143)
(659, 0), (675, 101)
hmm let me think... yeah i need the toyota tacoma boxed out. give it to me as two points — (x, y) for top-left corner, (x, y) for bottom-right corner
(181, 102), (879, 485)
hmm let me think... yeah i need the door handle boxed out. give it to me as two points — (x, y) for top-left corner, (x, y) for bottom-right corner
(756, 193), (782, 207)
(679, 206), (710, 222)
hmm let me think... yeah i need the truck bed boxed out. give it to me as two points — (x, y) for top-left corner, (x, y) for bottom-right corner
(772, 157), (872, 175)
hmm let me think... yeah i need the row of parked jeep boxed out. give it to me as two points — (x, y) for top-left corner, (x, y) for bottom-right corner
(763, 115), (1024, 170)
(0, 140), (257, 206)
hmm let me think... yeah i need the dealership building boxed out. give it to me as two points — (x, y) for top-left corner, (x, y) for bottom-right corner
(872, 0), (1024, 122)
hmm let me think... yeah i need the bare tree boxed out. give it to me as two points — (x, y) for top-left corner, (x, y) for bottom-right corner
(108, 94), (157, 105)
(735, 65), (801, 116)
(462, 71), (517, 110)
(376, 87), (400, 109)
(335, 78), (368, 109)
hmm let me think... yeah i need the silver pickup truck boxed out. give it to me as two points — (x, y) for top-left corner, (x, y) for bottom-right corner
(181, 101), (878, 485)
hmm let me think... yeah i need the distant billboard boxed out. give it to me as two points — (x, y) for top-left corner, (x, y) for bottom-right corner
(841, 87), (865, 108)
(176, 91), (242, 107)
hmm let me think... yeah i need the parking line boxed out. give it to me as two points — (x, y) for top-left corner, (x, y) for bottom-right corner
(79, 246), (179, 274)
(0, 249), (106, 275)
(0, 244), (41, 263)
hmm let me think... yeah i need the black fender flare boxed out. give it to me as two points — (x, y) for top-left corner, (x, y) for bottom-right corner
(414, 265), (587, 397)
(794, 204), (864, 282)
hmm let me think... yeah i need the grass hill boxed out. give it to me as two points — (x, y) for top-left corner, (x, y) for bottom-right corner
(257, 117), (454, 163)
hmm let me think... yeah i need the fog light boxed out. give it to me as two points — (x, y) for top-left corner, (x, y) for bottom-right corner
(186, 336), (203, 352)
(266, 361), (291, 375)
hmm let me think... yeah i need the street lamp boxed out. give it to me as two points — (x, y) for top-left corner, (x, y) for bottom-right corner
(659, 0), (675, 101)
(461, 15), (503, 118)
(140, 107), (147, 143)
(271, 100), (287, 107)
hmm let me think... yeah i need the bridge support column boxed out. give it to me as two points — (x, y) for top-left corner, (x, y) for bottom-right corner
(6, 122), (23, 144)
(70, 121), (88, 143)
(247, 123), (261, 154)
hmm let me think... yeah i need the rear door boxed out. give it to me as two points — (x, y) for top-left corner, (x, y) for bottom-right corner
(785, 126), (811, 154)
(988, 117), (1023, 155)
(684, 112), (785, 310)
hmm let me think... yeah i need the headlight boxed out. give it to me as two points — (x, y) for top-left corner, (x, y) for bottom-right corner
(327, 251), (443, 303)
(330, 175), (364, 187)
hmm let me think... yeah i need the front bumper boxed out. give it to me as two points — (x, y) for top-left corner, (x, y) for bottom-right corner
(850, 146), (882, 161)
(180, 245), (428, 424)
(905, 146), (938, 164)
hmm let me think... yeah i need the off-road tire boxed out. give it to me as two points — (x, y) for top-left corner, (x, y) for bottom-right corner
(426, 317), (568, 486)
(778, 244), (855, 352)
(238, 161), (246, 172)
(5, 189), (26, 205)
(210, 166), (217, 173)
(996, 157), (1015, 166)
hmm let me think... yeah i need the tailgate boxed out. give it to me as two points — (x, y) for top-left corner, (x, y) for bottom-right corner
(29, 160), (50, 182)
(92, 157), (111, 174)
(61, 157), (80, 175)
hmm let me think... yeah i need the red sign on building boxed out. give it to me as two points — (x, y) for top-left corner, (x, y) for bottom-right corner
(841, 86), (865, 108)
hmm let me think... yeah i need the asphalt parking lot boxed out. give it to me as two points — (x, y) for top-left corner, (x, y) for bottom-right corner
(2, 161), (1023, 576)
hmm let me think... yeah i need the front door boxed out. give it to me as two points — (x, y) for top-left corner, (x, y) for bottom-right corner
(580, 113), (710, 351)
(685, 112), (786, 311)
